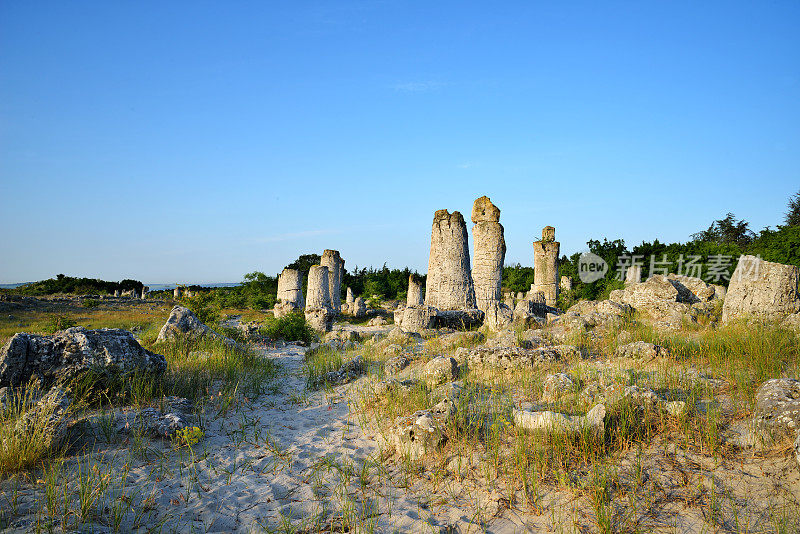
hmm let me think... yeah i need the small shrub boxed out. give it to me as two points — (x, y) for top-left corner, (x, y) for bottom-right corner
(261, 313), (314, 343)
(82, 299), (101, 309)
(43, 314), (77, 334)
(174, 426), (204, 447)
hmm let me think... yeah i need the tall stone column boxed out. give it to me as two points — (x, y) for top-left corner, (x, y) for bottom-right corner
(532, 226), (560, 307)
(625, 265), (642, 285)
(424, 210), (476, 310)
(305, 265), (333, 331)
(407, 274), (424, 307)
(346, 287), (355, 305)
(471, 196), (505, 312)
(173, 287), (181, 299)
(321, 250), (344, 314)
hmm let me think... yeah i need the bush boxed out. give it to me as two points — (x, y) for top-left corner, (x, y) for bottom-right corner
(261, 313), (315, 343)
(82, 298), (101, 309)
(43, 315), (77, 334)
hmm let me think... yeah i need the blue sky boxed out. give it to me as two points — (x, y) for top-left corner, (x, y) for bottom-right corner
(1, 1), (798, 284)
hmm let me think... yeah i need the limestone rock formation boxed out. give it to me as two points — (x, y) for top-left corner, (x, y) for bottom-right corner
(471, 196), (505, 312)
(513, 404), (605, 436)
(305, 265), (333, 332)
(274, 268), (305, 318)
(625, 265), (642, 285)
(321, 250), (345, 314)
(0, 327), (167, 388)
(532, 226), (560, 307)
(722, 256), (800, 324)
(157, 306), (217, 342)
(400, 306), (437, 333)
(753, 378), (800, 438)
(560, 276), (572, 291)
(424, 356), (459, 385)
(483, 301), (513, 331)
(425, 210), (476, 310)
(353, 297), (367, 319)
(407, 274), (424, 307)
(173, 287), (181, 299)
(616, 341), (669, 360)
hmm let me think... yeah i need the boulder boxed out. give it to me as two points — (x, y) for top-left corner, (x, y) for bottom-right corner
(367, 316), (388, 327)
(434, 309), (484, 330)
(753, 378), (800, 438)
(722, 256), (800, 324)
(305, 307), (334, 332)
(542, 373), (578, 402)
(156, 306), (215, 342)
(465, 346), (561, 372)
(424, 356), (459, 385)
(0, 327), (167, 388)
(400, 306), (437, 332)
(513, 404), (605, 436)
(483, 302), (513, 331)
(616, 341), (669, 360)
(385, 355), (410, 375)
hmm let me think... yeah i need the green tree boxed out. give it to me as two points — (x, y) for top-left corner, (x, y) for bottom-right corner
(785, 189), (800, 227)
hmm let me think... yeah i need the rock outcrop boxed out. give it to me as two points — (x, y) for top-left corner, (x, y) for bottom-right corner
(425, 210), (476, 310)
(471, 196), (505, 313)
(1, 327), (167, 388)
(753, 378), (800, 438)
(722, 256), (800, 324)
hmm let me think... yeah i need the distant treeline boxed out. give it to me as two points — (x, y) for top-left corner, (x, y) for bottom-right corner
(13, 274), (143, 296)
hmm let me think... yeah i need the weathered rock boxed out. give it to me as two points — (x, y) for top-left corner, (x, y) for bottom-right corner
(407, 274), (424, 307)
(483, 301), (513, 331)
(425, 210), (476, 310)
(542, 373), (577, 402)
(513, 404), (605, 436)
(465, 346), (561, 371)
(390, 407), (447, 461)
(173, 288), (181, 299)
(434, 309), (484, 330)
(14, 386), (71, 448)
(305, 265), (333, 332)
(385, 355), (410, 375)
(722, 256), (800, 324)
(117, 397), (192, 439)
(1, 328), (167, 388)
(424, 356), (459, 385)
(321, 250), (345, 314)
(346, 287), (355, 305)
(616, 341), (669, 360)
(753, 378), (800, 438)
(311, 355), (366, 388)
(305, 308), (333, 332)
(400, 305), (437, 332)
(532, 226), (560, 307)
(560, 276), (572, 291)
(353, 297), (367, 318)
(625, 265), (642, 285)
(667, 274), (718, 303)
(471, 196), (505, 312)
(275, 268), (305, 318)
(367, 316), (388, 327)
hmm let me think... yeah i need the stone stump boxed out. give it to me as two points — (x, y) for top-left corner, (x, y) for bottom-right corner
(626, 265), (642, 285)
(407, 274), (424, 307)
(173, 288), (181, 299)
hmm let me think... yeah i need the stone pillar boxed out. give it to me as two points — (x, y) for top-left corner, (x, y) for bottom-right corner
(560, 277), (572, 291)
(114, 289), (121, 297)
(174, 287), (181, 299)
(532, 226), (560, 307)
(275, 268), (305, 318)
(407, 274), (424, 307)
(471, 196), (505, 313)
(321, 250), (344, 314)
(141, 286), (149, 299)
(305, 265), (333, 331)
(625, 265), (642, 285)
(424, 210), (476, 310)
(346, 287), (355, 305)
(353, 296), (366, 318)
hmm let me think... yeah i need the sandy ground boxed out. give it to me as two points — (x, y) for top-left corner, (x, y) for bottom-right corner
(3, 335), (800, 533)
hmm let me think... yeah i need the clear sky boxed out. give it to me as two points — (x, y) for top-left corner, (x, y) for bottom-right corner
(1, 1), (798, 284)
